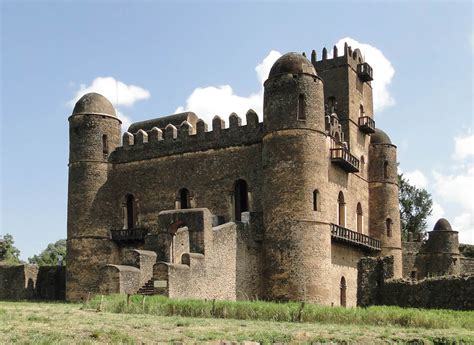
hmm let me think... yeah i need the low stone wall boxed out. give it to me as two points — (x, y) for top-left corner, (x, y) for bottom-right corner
(0, 264), (65, 300)
(381, 275), (473, 310)
(357, 256), (394, 307)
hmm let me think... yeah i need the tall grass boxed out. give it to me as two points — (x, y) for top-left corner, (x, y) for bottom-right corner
(84, 294), (474, 330)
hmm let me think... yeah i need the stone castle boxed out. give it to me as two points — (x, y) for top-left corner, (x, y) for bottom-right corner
(63, 44), (473, 308)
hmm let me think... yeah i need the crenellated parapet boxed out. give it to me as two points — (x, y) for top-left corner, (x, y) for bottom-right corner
(110, 109), (262, 163)
(309, 42), (372, 81)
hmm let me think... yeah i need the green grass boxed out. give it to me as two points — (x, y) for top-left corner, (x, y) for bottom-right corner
(85, 294), (474, 330)
(0, 299), (472, 344)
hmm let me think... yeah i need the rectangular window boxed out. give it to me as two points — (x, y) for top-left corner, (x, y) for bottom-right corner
(297, 94), (306, 120)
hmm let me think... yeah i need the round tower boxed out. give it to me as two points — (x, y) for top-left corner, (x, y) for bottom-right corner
(416, 218), (461, 278)
(262, 53), (331, 303)
(368, 128), (402, 278)
(67, 92), (121, 301)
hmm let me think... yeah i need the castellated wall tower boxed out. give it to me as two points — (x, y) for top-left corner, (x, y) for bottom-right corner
(368, 129), (402, 278)
(262, 53), (331, 303)
(67, 93), (122, 300)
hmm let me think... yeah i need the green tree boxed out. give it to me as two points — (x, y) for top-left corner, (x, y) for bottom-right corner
(28, 239), (66, 266)
(399, 173), (433, 241)
(0, 233), (21, 264)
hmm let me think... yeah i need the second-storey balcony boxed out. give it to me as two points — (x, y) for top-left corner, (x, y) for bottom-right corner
(358, 116), (376, 134)
(330, 146), (360, 173)
(357, 62), (373, 82)
(331, 224), (381, 251)
(111, 228), (149, 243)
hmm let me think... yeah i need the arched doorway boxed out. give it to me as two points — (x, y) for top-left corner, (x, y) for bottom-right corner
(179, 188), (190, 209)
(234, 179), (249, 221)
(356, 203), (363, 233)
(340, 276), (347, 307)
(338, 192), (346, 227)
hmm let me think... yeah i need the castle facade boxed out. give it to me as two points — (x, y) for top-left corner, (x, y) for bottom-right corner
(66, 44), (403, 306)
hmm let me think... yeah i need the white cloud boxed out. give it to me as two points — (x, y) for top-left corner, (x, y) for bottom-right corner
(404, 169), (429, 189)
(452, 132), (474, 160)
(175, 51), (282, 126)
(69, 77), (150, 107)
(433, 166), (474, 211)
(453, 213), (474, 243)
(427, 202), (445, 231)
(68, 77), (150, 132)
(334, 37), (395, 113)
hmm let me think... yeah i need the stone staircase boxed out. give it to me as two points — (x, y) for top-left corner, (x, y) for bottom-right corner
(137, 278), (155, 295)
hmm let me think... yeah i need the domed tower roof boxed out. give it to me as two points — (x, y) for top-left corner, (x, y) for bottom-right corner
(433, 218), (453, 231)
(371, 128), (392, 145)
(72, 92), (116, 117)
(268, 52), (316, 79)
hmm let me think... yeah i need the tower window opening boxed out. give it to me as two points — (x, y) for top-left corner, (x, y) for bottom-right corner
(179, 188), (190, 209)
(356, 203), (363, 233)
(327, 96), (337, 112)
(360, 156), (365, 175)
(338, 191), (346, 227)
(340, 276), (347, 307)
(234, 179), (249, 221)
(359, 105), (364, 117)
(297, 94), (306, 120)
(125, 194), (136, 229)
(102, 134), (108, 156)
(383, 161), (389, 179)
(386, 218), (393, 237)
(313, 190), (320, 211)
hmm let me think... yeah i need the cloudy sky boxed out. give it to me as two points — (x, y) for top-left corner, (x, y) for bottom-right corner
(1, 1), (473, 259)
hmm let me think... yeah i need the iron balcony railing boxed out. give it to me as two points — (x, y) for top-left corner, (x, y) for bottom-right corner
(330, 146), (360, 173)
(358, 116), (376, 134)
(331, 223), (381, 251)
(111, 228), (149, 242)
(357, 62), (373, 82)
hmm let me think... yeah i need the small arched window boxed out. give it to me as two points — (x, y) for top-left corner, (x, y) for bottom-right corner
(125, 194), (136, 229)
(356, 203), (363, 233)
(386, 218), (393, 237)
(340, 276), (347, 307)
(102, 134), (108, 156)
(327, 96), (337, 112)
(234, 179), (249, 221)
(359, 105), (364, 117)
(383, 161), (389, 179)
(338, 191), (346, 227)
(297, 94), (306, 120)
(313, 190), (320, 211)
(179, 188), (190, 209)
(360, 156), (365, 175)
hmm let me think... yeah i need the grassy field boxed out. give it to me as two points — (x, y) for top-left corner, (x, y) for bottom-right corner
(0, 298), (472, 344)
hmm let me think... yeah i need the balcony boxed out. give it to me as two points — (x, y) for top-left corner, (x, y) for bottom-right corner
(358, 116), (376, 134)
(111, 228), (149, 243)
(331, 224), (381, 251)
(357, 62), (373, 82)
(330, 147), (360, 173)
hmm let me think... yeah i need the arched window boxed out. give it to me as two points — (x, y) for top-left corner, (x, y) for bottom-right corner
(340, 276), (347, 307)
(179, 188), (190, 209)
(386, 218), (393, 237)
(313, 190), (320, 211)
(338, 191), (346, 227)
(102, 134), (108, 156)
(359, 104), (364, 117)
(356, 203), (363, 233)
(327, 96), (337, 112)
(360, 156), (365, 175)
(234, 179), (249, 221)
(383, 161), (389, 179)
(297, 94), (306, 120)
(125, 194), (136, 229)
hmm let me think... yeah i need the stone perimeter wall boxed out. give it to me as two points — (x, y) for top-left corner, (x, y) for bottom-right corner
(357, 256), (473, 310)
(0, 264), (65, 300)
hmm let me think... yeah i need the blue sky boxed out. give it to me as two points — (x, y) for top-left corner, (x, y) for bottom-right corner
(1, 1), (473, 260)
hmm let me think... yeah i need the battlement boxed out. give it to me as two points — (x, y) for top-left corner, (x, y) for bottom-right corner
(110, 109), (263, 163)
(309, 42), (371, 79)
